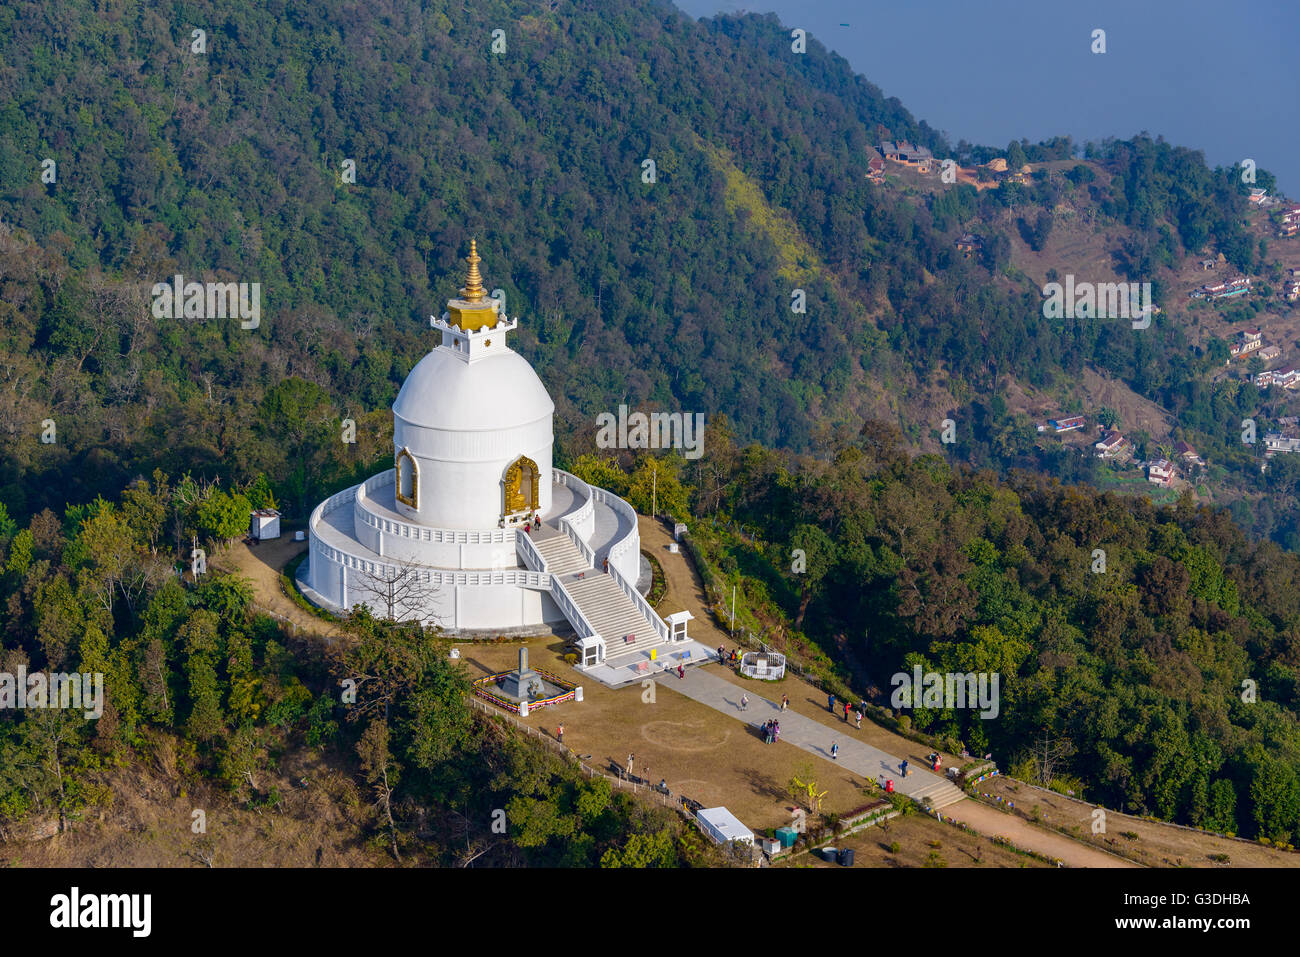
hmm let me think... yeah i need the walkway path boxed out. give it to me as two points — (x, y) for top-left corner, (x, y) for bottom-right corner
(673, 668), (966, 808)
(668, 668), (1137, 866)
(213, 536), (344, 642)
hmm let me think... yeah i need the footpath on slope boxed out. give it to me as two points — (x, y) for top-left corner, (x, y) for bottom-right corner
(212, 536), (344, 642)
(641, 516), (1137, 867)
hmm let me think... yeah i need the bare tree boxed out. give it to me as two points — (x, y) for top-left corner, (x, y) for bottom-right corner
(357, 719), (401, 861)
(184, 837), (216, 868)
(1030, 729), (1075, 789)
(353, 557), (437, 623)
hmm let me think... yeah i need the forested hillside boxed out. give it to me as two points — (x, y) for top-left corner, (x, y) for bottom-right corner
(2, 0), (1299, 859)
(0, 473), (719, 866)
(0, 0), (1278, 532)
(575, 421), (1300, 842)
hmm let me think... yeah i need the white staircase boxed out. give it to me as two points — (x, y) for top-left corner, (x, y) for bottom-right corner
(520, 522), (664, 660)
(530, 526), (589, 576)
(561, 573), (660, 659)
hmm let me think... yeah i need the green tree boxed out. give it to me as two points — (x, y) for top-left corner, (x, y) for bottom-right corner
(179, 611), (225, 744)
(789, 524), (836, 629)
(1248, 752), (1300, 844)
(569, 454), (629, 496)
(197, 490), (252, 546)
(600, 828), (677, 867)
(245, 474), (277, 510)
(626, 455), (691, 519)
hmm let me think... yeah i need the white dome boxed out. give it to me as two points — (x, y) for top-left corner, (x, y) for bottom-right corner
(393, 346), (554, 432)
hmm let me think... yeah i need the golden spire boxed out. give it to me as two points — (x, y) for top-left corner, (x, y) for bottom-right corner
(461, 238), (486, 303)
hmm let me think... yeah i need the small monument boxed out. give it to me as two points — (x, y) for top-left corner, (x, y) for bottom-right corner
(472, 645), (578, 715)
(499, 647), (545, 702)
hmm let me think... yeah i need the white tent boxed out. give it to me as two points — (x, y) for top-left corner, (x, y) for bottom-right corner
(696, 806), (754, 846)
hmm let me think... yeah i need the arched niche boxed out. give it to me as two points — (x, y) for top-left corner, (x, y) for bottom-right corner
(502, 454), (539, 518)
(396, 447), (419, 509)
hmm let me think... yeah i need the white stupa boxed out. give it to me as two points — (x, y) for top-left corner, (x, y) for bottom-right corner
(300, 243), (673, 661)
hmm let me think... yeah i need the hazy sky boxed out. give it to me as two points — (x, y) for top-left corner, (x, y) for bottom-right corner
(674, 0), (1299, 195)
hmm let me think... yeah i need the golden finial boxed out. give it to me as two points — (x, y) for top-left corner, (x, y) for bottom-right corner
(461, 239), (485, 303)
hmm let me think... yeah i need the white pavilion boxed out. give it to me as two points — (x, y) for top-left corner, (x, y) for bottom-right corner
(299, 242), (678, 666)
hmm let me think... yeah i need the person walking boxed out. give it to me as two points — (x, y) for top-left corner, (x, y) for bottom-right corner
(843, 701), (851, 723)
(901, 759), (909, 777)
(830, 742), (839, 761)
(627, 753), (635, 776)
(781, 694), (789, 712)
(677, 663), (685, 679)
(740, 693), (749, 711)
(556, 722), (564, 744)
(855, 710), (862, 729)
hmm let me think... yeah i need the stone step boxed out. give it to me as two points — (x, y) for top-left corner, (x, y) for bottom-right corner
(908, 779), (967, 810)
(532, 533), (589, 576)
(565, 576), (661, 657)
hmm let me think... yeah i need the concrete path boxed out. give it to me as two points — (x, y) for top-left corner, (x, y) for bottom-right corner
(671, 668), (965, 808)
(667, 668), (1140, 867)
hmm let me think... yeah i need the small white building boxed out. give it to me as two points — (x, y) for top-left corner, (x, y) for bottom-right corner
(250, 508), (281, 541)
(696, 807), (754, 846)
(575, 635), (606, 667)
(665, 610), (694, 643)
